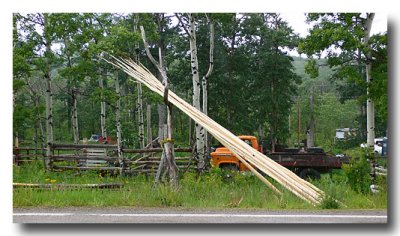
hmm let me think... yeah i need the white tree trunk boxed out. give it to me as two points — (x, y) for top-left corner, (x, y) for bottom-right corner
(115, 71), (123, 174)
(202, 14), (214, 160)
(45, 70), (52, 168)
(134, 13), (145, 149)
(146, 104), (153, 147)
(44, 14), (53, 169)
(365, 13), (375, 147)
(71, 88), (79, 144)
(137, 82), (145, 148)
(187, 14), (205, 171)
(141, 22), (178, 187)
(99, 69), (107, 139)
(157, 102), (166, 144)
(39, 115), (46, 169)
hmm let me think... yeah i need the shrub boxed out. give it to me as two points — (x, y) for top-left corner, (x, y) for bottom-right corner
(342, 149), (371, 194)
(320, 196), (340, 209)
(334, 137), (364, 150)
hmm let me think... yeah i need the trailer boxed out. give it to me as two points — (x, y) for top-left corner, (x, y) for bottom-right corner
(210, 135), (347, 179)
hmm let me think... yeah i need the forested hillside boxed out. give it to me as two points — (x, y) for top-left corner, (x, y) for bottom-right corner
(13, 13), (387, 153)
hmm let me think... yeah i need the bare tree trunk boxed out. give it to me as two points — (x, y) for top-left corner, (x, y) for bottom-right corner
(44, 14), (53, 170)
(258, 125), (263, 142)
(115, 71), (123, 174)
(155, 14), (167, 145)
(134, 13), (145, 149)
(271, 129), (276, 153)
(202, 14), (214, 163)
(39, 116), (46, 170)
(188, 116), (192, 145)
(45, 70), (52, 168)
(176, 13), (216, 171)
(27, 81), (46, 168)
(99, 68), (107, 139)
(270, 63), (276, 153)
(153, 128), (166, 187)
(365, 13), (375, 147)
(27, 83), (40, 160)
(137, 83), (145, 148)
(288, 112), (291, 147)
(186, 14), (205, 171)
(146, 104), (153, 147)
(34, 113), (38, 159)
(141, 21), (178, 188)
(71, 88), (79, 144)
(307, 92), (315, 148)
(297, 98), (301, 147)
(154, 123), (178, 189)
(164, 108), (178, 189)
(157, 102), (166, 144)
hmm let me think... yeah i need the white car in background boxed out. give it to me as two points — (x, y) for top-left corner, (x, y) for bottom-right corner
(360, 137), (385, 155)
(373, 138), (384, 155)
(88, 134), (100, 142)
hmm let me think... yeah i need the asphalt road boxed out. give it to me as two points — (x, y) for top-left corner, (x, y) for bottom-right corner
(13, 207), (387, 224)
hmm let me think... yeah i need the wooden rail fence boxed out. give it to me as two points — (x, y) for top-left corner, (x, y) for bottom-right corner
(13, 147), (45, 165)
(13, 143), (195, 175)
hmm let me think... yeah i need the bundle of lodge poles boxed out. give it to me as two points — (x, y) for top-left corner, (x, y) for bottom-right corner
(104, 55), (325, 206)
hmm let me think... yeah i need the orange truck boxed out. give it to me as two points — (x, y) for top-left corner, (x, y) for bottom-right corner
(210, 135), (346, 179)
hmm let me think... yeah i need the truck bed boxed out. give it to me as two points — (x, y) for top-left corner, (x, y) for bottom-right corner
(266, 152), (342, 172)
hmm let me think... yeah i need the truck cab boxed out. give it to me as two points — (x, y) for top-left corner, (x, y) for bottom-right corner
(210, 135), (259, 171)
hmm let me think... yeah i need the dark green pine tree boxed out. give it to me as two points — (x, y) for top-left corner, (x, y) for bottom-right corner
(244, 13), (301, 151)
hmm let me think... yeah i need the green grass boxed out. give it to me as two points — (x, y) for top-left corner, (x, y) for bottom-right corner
(13, 163), (387, 210)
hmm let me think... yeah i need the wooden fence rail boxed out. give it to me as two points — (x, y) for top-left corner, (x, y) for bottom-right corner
(13, 144), (195, 175)
(13, 147), (45, 165)
(123, 148), (192, 153)
(51, 143), (118, 149)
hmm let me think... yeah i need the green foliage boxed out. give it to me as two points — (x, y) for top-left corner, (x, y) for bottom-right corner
(231, 13), (300, 143)
(13, 79), (26, 93)
(314, 175), (343, 209)
(13, 13), (386, 177)
(369, 33), (388, 122)
(334, 137), (363, 150)
(289, 89), (360, 150)
(13, 104), (32, 136)
(342, 149), (372, 194)
(320, 196), (340, 209)
(299, 13), (387, 140)
(13, 162), (386, 209)
(304, 59), (319, 78)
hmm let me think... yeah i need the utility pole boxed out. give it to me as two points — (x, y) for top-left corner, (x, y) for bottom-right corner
(297, 98), (301, 148)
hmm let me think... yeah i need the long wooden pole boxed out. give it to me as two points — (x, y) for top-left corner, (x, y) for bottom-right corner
(103, 56), (325, 205)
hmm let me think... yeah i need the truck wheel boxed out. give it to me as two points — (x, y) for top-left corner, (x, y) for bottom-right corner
(220, 164), (239, 181)
(299, 168), (321, 180)
(220, 164), (239, 172)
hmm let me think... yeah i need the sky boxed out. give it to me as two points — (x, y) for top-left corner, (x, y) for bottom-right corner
(280, 13), (387, 57)
(281, 12), (387, 38)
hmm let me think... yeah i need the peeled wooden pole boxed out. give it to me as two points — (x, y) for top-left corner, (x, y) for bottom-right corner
(103, 56), (325, 205)
(107, 56), (324, 200)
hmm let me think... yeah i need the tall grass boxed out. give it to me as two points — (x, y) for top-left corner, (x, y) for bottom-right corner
(13, 163), (387, 210)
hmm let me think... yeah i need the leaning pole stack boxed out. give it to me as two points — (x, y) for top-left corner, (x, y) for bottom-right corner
(104, 56), (325, 205)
